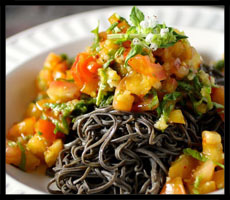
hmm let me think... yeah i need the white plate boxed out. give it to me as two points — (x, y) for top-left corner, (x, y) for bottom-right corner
(6, 6), (224, 194)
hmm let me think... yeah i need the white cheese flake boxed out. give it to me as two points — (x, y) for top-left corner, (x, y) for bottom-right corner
(160, 28), (169, 37)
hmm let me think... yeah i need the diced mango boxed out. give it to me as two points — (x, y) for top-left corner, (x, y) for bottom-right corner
(198, 181), (216, 194)
(213, 169), (224, 189)
(25, 103), (42, 119)
(125, 72), (153, 96)
(193, 160), (215, 184)
(7, 117), (36, 141)
(113, 90), (134, 111)
(44, 139), (63, 167)
(36, 68), (53, 91)
(26, 133), (49, 160)
(169, 154), (198, 179)
(160, 177), (186, 194)
(25, 151), (41, 171)
(168, 109), (186, 124)
(6, 140), (22, 166)
(202, 131), (224, 164)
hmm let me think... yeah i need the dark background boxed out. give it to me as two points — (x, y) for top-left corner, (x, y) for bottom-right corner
(6, 5), (224, 38)
(6, 6), (110, 38)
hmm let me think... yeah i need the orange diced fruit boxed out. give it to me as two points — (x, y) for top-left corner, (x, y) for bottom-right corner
(213, 169), (224, 189)
(44, 139), (63, 167)
(160, 177), (186, 194)
(25, 151), (41, 171)
(169, 154), (198, 179)
(7, 117), (36, 141)
(25, 103), (42, 119)
(47, 80), (80, 102)
(168, 109), (186, 124)
(113, 90), (134, 112)
(108, 13), (120, 24)
(193, 160), (215, 184)
(6, 140), (22, 166)
(26, 133), (49, 160)
(198, 181), (216, 194)
(202, 131), (224, 164)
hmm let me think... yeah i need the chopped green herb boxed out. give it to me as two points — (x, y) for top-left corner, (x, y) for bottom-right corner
(60, 53), (68, 60)
(125, 44), (143, 66)
(201, 86), (213, 110)
(17, 142), (26, 171)
(103, 58), (114, 69)
(214, 161), (224, 169)
(38, 131), (43, 136)
(91, 21), (100, 51)
(55, 78), (74, 82)
(193, 75), (202, 92)
(193, 176), (202, 194)
(107, 22), (119, 31)
(115, 47), (125, 58)
(129, 6), (145, 28)
(96, 68), (109, 106)
(183, 148), (208, 162)
(177, 81), (194, 91)
(148, 90), (159, 109)
(99, 94), (114, 107)
(213, 102), (224, 109)
(214, 59), (224, 71)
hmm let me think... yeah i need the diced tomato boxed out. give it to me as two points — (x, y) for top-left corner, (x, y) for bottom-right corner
(128, 54), (166, 81)
(122, 41), (131, 48)
(71, 52), (102, 87)
(47, 80), (80, 102)
(160, 177), (186, 194)
(211, 86), (224, 121)
(35, 119), (64, 143)
(123, 48), (131, 59)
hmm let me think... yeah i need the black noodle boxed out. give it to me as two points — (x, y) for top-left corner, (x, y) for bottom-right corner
(47, 65), (224, 194)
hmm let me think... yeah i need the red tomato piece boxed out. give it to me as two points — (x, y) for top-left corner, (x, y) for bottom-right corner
(35, 119), (63, 143)
(71, 52), (102, 86)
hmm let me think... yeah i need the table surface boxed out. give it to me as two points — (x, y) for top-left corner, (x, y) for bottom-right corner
(6, 5), (224, 38)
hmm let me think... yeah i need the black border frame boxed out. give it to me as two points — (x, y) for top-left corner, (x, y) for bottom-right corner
(2, 1), (229, 200)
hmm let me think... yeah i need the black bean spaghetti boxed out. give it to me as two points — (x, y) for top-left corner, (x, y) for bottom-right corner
(47, 97), (224, 194)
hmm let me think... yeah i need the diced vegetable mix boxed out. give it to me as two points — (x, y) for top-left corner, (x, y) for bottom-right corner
(161, 131), (224, 194)
(6, 6), (224, 194)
